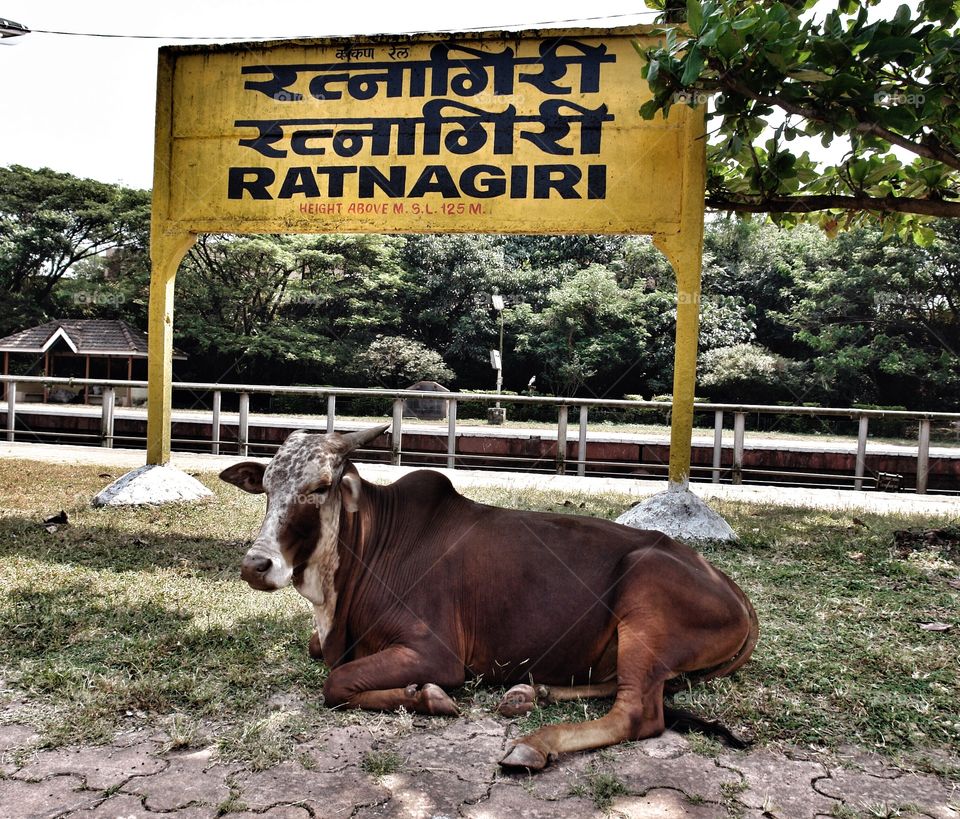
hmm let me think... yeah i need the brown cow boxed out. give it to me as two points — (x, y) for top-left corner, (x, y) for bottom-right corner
(220, 425), (758, 770)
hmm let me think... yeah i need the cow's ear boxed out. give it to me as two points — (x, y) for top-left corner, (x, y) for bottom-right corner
(219, 461), (266, 494)
(341, 467), (362, 513)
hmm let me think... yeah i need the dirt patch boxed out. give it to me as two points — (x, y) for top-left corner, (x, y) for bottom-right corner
(894, 526), (960, 562)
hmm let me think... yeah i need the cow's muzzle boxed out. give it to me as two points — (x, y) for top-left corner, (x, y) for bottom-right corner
(241, 552), (279, 591)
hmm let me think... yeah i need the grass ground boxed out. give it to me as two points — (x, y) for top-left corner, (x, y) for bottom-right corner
(0, 459), (957, 778)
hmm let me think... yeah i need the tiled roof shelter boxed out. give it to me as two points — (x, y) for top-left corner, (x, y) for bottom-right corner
(0, 320), (185, 406)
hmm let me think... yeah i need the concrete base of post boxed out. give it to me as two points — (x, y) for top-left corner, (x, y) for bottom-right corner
(487, 407), (507, 425)
(92, 464), (213, 507)
(615, 483), (737, 542)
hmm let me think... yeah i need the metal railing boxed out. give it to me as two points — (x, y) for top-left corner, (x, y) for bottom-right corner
(2, 375), (959, 494)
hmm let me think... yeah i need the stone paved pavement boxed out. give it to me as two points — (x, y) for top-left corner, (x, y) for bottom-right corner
(2, 717), (958, 819)
(4, 442), (960, 517)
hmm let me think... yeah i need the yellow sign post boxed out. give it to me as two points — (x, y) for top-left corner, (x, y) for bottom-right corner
(147, 26), (706, 485)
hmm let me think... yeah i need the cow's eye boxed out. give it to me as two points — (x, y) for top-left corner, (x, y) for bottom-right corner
(308, 485), (330, 500)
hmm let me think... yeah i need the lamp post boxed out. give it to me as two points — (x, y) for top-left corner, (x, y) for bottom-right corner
(488, 294), (506, 425)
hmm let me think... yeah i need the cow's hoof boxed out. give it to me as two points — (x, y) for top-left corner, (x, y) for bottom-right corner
(500, 742), (548, 770)
(416, 683), (459, 716)
(496, 684), (537, 717)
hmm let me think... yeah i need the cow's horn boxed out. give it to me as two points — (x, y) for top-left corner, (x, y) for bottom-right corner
(339, 423), (391, 454)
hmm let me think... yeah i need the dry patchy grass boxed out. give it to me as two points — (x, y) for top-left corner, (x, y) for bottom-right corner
(0, 459), (957, 776)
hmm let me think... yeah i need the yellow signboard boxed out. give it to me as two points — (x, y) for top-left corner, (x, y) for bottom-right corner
(155, 27), (694, 236)
(148, 27), (706, 483)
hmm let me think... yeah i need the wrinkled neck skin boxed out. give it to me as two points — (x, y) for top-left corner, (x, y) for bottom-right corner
(294, 489), (344, 648)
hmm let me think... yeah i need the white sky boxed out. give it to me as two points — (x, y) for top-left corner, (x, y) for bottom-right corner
(0, 1), (656, 189)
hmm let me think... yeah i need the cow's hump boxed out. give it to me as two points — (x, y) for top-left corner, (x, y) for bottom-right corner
(391, 468), (461, 501)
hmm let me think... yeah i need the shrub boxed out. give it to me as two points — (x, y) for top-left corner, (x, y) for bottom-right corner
(699, 343), (800, 403)
(351, 335), (454, 388)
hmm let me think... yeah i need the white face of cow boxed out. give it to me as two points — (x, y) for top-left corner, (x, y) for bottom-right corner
(219, 425), (388, 594)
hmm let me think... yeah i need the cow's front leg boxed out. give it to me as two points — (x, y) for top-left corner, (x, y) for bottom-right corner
(350, 683), (457, 715)
(323, 645), (462, 716)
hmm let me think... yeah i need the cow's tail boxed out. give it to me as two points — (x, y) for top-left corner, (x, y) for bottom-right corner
(662, 704), (752, 749)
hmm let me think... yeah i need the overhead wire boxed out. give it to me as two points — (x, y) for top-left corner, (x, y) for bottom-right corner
(23, 10), (660, 41)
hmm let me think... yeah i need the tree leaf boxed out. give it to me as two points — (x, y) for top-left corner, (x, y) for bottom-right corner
(865, 36), (924, 58)
(687, 0), (704, 33)
(681, 45), (706, 86)
(646, 58), (660, 84)
(699, 26), (720, 48)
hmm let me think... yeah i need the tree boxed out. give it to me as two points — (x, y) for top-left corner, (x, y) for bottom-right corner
(640, 0), (960, 239)
(175, 234), (340, 380)
(396, 235), (510, 382)
(702, 218), (828, 355)
(52, 249), (151, 327)
(699, 342), (802, 402)
(174, 233), (411, 384)
(497, 235), (626, 275)
(692, 216), (959, 408)
(351, 335), (455, 388)
(616, 235), (675, 289)
(512, 264), (651, 396)
(784, 220), (960, 407)
(0, 165), (149, 334)
(285, 233), (406, 340)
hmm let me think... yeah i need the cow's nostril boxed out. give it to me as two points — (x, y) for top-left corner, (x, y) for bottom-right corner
(245, 555), (272, 574)
(240, 552), (280, 592)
